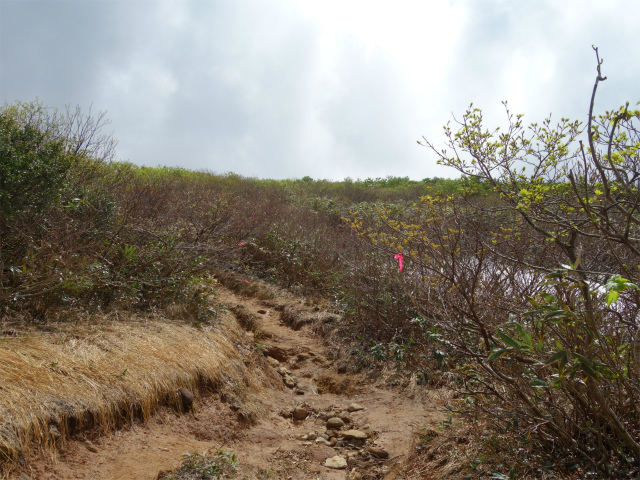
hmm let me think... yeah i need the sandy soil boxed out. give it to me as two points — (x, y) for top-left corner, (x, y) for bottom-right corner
(16, 285), (445, 480)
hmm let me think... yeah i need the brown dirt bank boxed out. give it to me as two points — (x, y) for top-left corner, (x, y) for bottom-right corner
(3, 275), (446, 479)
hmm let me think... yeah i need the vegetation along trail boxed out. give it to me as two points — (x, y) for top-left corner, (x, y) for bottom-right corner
(13, 276), (446, 480)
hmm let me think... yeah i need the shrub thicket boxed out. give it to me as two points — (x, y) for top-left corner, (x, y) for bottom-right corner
(349, 48), (640, 476)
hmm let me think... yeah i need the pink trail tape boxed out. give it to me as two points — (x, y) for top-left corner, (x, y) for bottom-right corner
(394, 253), (403, 272)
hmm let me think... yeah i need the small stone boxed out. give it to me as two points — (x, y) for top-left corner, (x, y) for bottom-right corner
(324, 455), (348, 469)
(362, 424), (373, 437)
(178, 388), (194, 410)
(83, 440), (98, 453)
(338, 412), (352, 424)
(326, 417), (345, 429)
(367, 446), (389, 459)
(292, 406), (308, 420)
(341, 429), (367, 440)
(315, 437), (331, 446)
(351, 438), (365, 447)
(307, 433), (317, 440)
(330, 437), (338, 446)
(277, 366), (292, 377)
(326, 429), (338, 438)
(347, 403), (365, 412)
(284, 374), (297, 388)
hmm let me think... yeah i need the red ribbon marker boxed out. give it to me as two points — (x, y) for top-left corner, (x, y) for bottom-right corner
(244, 280), (250, 283)
(237, 242), (245, 246)
(394, 253), (403, 272)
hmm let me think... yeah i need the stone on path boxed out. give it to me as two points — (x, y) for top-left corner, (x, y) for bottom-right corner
(341, 429), (368, 440)
(292, 406), (308, 420)
(367, 446), (389, 459)
(326, 417), (345, 429)
(324, 455), (347, 469)
(347, 403), (365, 412)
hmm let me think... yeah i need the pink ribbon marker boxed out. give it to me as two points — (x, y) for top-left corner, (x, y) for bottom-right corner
(394, 253), (403, 272)
(244, 280), (250, 284)
(237, 242), (245, 246)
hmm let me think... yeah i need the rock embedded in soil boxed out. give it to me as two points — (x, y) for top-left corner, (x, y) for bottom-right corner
(324, 455), (348, 469)
(83, 440), (98, 453)
(292, 406), (308, 420)
(283, 374), (297, 388)
(347, 403), (365, 412)
(264, 344), (289, 362)
(326, 417), (345, 429)
(316, 437), (331, 446)
(367, 446), (389, 459)
(341, 429), (368, 440)
(178, 388), (194, 410)
(338, 412), (352, 423)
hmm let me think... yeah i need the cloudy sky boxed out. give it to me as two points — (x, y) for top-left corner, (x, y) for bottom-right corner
(1, 1), (639, 180)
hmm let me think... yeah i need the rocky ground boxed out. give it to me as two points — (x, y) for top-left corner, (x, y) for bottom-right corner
(15, 281), (446, 480)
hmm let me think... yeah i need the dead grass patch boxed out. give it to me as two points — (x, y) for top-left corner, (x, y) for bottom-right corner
(0, 308), (280, 466)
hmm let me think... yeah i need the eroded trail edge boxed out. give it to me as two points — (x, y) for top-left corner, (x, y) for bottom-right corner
(21, 281), (445, 480)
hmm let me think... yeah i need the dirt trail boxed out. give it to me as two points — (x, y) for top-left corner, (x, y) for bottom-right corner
(21, 285), (445, 480)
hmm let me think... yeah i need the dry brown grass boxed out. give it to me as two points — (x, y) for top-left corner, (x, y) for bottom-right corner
(0, 307), (280, 466)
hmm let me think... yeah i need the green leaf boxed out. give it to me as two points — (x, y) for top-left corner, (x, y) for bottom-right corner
(530, 379), (548, 388)
(496, 332), (521, 349)
(514, 324), (534, 350)
(545, 272), (565, 279)
(545, 350), (566, 365)
(545, 350), (570, 373)
(487, 348), (510, 362)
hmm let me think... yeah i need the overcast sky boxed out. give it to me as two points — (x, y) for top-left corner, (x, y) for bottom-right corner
(1, 1), (639, 180)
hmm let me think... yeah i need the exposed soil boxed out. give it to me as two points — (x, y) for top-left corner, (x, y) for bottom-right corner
(15, 284), (446, 480)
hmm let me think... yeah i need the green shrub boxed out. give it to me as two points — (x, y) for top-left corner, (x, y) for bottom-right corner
(0, 110), (71, 219)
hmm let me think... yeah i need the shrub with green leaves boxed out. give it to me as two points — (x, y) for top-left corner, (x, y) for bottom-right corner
(0, 110), (71, 218)
(349, 48), (640, 476)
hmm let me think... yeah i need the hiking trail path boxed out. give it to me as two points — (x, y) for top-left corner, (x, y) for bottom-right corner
(23, 284), (445, 480)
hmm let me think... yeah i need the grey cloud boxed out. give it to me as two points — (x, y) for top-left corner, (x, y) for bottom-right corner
(2, 1), (639, 180)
